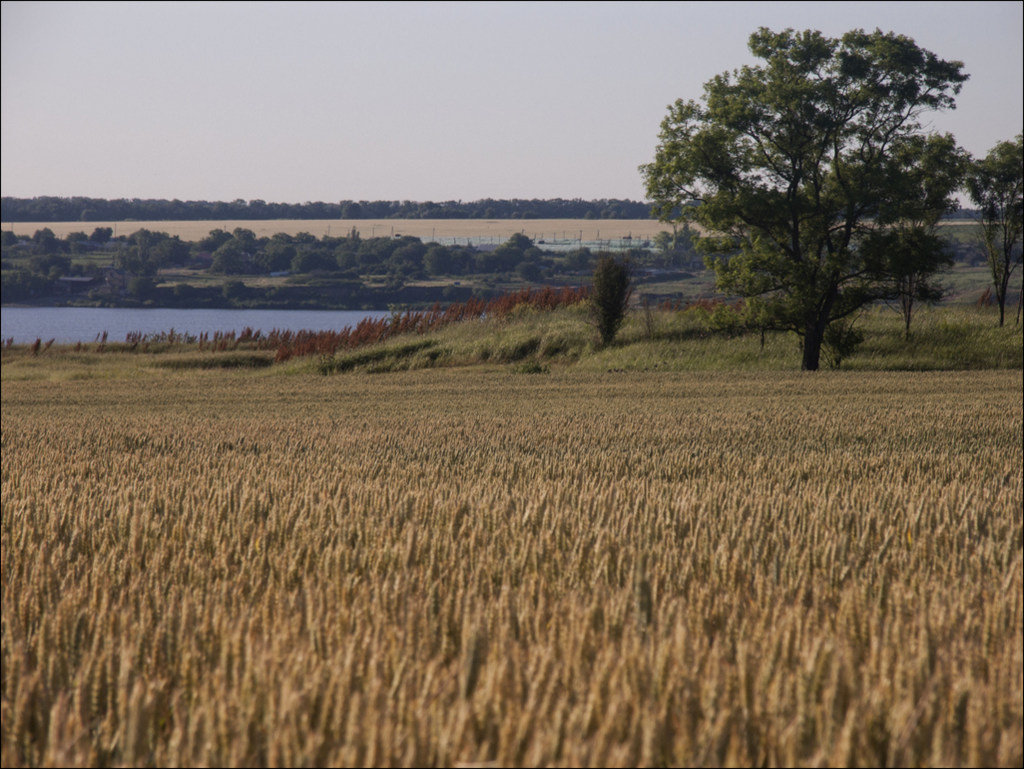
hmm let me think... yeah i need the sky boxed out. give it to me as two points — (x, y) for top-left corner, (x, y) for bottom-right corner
(1, 1), (1021, 204)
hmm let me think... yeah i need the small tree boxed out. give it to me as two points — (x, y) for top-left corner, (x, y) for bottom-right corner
(653, 224), (699, 269)
(32, 228), (59, 254)
(864, 227), (951, 339)
(967, 135), (1023, 326)
(211, 240), (251, 274)
(89, 227), (113, 244)
(863, 133), (966, 338)
(591, 255), (632, 346)
(128, 276), (156, 300)
(222, 280), (248, 303)
(256, 241), (295, 274)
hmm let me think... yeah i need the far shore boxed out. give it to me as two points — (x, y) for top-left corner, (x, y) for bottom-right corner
(1, 217), (977, 243)
(1, 218), (678, 242)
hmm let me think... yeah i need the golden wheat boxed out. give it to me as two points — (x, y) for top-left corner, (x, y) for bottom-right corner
(1, 368), (1021, 767)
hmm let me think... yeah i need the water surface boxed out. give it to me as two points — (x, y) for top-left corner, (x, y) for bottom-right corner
(1, 307), (389, 344)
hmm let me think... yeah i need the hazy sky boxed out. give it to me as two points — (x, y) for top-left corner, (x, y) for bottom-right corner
(2, 1), (1021, 204)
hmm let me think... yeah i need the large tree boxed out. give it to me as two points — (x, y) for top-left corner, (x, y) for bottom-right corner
(642, 27), (967, 369)
(966, 135), (1023, 326)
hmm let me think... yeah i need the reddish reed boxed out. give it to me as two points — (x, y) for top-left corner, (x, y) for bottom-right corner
(271, 286), (589, 362)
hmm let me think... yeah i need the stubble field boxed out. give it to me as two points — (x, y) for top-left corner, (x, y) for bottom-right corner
(1, 367), (1021, 767)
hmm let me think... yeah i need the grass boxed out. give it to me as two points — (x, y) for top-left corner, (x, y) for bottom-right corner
(314, 302), (1021, 374)
(848, 305), (1023, 370)
(1, 366), (1021, 767)
(152, 351), (275, 370)
(2, 303), (1021, 382)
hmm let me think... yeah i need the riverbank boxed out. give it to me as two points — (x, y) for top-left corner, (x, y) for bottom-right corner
(3, 302), (1020, 379)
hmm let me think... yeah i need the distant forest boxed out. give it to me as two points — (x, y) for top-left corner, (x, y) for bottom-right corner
(0, 197), (655, 223)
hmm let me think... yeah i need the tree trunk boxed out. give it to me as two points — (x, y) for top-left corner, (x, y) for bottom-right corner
(997, 271), (1009, 327)
(901, 275), (915, 340)
(802, 321), (824, 371)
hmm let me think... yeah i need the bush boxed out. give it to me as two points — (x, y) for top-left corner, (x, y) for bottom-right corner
(128, 276), (156, 299)
(823, 319), (865, 369)
(590, 256), (632, 346)
(222, 280), (248, 302)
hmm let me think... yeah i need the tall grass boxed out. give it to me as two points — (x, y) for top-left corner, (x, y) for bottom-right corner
(271, 286), (588, 362)
(2, 368), (1021, 767)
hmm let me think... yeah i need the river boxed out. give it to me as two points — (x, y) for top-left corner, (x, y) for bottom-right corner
(0, 306), (390, 344)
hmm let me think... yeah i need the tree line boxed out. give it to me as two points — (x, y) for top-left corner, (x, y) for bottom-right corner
(0, 197), (653, 223)
(0, 223), (704, 307)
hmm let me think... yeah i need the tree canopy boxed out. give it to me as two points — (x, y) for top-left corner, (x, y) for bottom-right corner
(641, 27), (968, 369)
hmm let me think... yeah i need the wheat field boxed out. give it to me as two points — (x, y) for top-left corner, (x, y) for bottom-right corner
(1, 368), (1021, 767)
(2, 219), (672, 242)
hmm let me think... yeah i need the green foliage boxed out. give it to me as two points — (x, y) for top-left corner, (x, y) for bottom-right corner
(128, 276), (157, 300)
(171, 283), (203, 304)
(847, 306), (1022, 369)
(516, 260), (543, 282)
(115, 246), (157, 277)
(504, 232), (533, 252)
(318, 339), (439, 374)
(822, 319), (865, 369)
(28, 253), (70, 278)
(641, 27), (968, 370)
(221, 280), (248, 302)
(862, 227), (953, 338)
(153, 352), (273, 370)
(198, 229), (233, 253)
(210, 240), (250, 274)
(151, 237), (191, 267)
(255, 241), (295, 273)
(652, 225), (700, 268)
(967, 134), (1024, 326)
(32, 228), (59, 254)
(493, 335), (541, 362)
(563, 247), (593, 272)
(0, 269), (50, 303)
(423, 245), (455, 276)
(231, 227), (257, 252)
(591, 255), (633, 346)
(64, 231), (88, 252)
(475, 233), (536, 274)
(290, 248), (337, 274)
(864, 133), (968, 337)
(89, 227), (113, 244)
